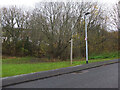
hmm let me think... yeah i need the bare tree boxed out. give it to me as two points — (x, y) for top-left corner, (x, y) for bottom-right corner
(33, 2), (107, 59)
(1, 6), (30, 55)
(108, 1), (119, 31)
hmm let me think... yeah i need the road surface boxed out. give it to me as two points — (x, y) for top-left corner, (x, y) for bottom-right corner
(5, 63), (118, 88)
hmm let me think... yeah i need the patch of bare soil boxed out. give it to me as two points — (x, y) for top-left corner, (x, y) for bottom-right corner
(2, 55), (17, 59)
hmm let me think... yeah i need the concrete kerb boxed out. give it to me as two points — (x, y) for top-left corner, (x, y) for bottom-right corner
(2, 59), (119, 87)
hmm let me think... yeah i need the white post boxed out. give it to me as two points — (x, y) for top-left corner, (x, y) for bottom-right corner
(70, 18), (79, 64)
(85, 15), (88, 64)
(70, 38), (73, 64)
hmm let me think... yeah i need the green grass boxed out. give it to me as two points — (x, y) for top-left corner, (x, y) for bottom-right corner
(2, 57), (118, 77)
(89, 51), (119, 59)
(2, 51), (119, 77)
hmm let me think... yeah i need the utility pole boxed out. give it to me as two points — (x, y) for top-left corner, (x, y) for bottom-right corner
(70, 16), (82, 64)
(70, 35), (73, 64)
(85, 12), (90, 64)
(70, 23), (75, 65)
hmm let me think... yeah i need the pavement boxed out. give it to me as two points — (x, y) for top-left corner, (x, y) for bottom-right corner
(4, 63), (118, 88)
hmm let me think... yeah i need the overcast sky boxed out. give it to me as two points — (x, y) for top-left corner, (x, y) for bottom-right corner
(0, 0), (118, 9)
(0, 0), (118, 31)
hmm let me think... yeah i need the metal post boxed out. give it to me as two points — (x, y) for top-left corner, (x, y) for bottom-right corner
(85, 15), (88, 64)
(70, 36), (73, 64)
(70, 17), (80, 65)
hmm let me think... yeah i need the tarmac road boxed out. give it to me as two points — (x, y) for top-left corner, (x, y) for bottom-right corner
(5, 63), (118, 88)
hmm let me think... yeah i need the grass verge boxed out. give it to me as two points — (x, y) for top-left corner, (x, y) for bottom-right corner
(2, 57), (118, 77)
(89, 51), (119, 59)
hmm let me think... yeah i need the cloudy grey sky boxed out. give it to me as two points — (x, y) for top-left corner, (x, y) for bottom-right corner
(0, 0), (118, 31)
(0, 0), (118, 8)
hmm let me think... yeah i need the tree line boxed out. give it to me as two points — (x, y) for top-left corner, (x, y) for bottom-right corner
(1, 2), (119, 60)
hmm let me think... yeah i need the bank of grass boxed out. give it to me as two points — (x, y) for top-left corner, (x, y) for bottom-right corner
(89, 51), (119, 59)
(2, 51), (119, 77)
(2, 57), (118, 77)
